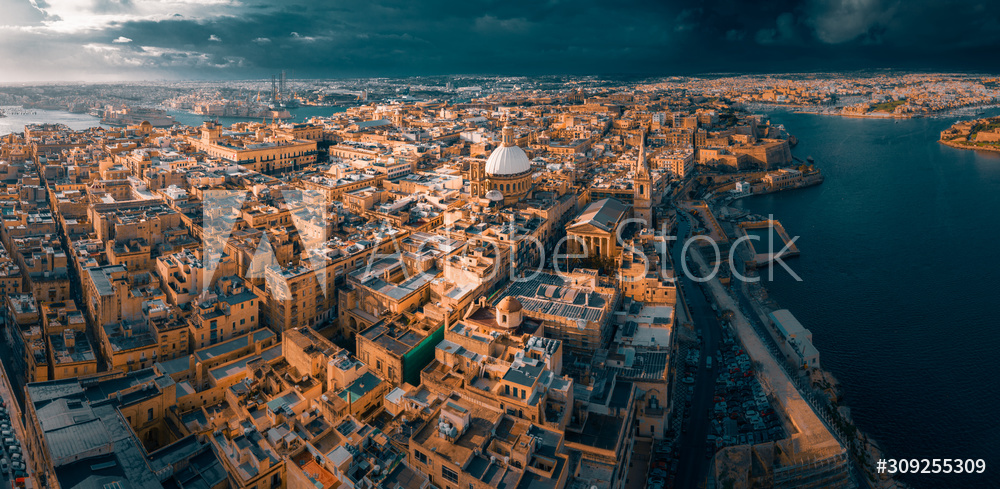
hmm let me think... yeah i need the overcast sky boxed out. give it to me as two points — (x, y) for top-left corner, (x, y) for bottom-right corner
(2, 0), (1000, 82)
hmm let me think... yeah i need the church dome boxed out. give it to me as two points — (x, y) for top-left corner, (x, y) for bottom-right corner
(485, 125), (531, 176)
(497, 296), (523, 313)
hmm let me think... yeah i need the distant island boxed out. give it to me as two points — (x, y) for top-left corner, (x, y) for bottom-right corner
(939, 117), (1000, 152)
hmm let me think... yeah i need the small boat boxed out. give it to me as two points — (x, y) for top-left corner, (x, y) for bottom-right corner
(806, 156), (814, 163)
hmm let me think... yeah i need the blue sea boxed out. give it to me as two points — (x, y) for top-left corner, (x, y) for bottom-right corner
(734, 110), (1000, 488)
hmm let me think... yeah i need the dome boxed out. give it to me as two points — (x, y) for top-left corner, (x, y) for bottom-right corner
(485, 125), (531, 176)
(485, 145), (531, 176)
(497, 296), (523, 313)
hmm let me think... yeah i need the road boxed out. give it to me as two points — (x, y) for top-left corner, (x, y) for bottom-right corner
(671, 211), (723, 489)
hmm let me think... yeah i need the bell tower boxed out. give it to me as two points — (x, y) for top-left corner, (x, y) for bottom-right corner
(470, 159), (486, 197)
(634, 126), (653, 227)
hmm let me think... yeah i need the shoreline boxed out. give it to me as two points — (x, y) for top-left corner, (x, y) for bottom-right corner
(698, 169), (900, 487)
(750, 101), (998, 120)
(798, 109), (916, 119)
(939, 138), (1000, 154)
(739, 277), (900, 488)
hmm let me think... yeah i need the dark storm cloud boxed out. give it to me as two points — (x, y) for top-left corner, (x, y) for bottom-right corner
(5, 0), (1000, 80)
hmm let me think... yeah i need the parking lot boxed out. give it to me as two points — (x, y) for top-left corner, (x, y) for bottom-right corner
(0, 401), (27, 485)
(655, 282), (787, 489)
(0, 362), (30, 488)
(709, 328), (787, 452)
(642, 439), (680, 489)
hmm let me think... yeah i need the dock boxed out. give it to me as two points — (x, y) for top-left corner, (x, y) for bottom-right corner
(738, 219), (800, 268)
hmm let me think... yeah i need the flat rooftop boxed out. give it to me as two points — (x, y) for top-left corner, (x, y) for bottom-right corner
(565, 412), (623, 452)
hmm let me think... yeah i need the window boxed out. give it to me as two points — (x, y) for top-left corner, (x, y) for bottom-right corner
(147, 408), (154, 421)
(442, 466), (459, 484)
(414, 450), (428, 464)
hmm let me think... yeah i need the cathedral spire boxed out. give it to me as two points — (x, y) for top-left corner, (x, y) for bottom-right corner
(636, 126), (649, 177)
(633, 124), (654, 226)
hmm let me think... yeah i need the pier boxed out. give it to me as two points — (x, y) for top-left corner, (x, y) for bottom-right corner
(739, 219), (800, 268)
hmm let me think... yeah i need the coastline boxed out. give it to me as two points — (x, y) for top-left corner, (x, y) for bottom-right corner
(939, 138), (1000, 153)
(696, 175), (902, 488)
(797, 109), (916, 119)
(739, 276), (900, 488)
(751, 101), (999, 120)
(721, 108), (1000, 488)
